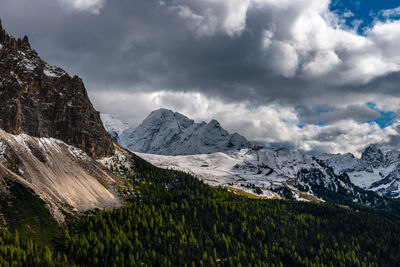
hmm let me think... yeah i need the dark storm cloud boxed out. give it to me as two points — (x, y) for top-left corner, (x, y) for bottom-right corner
(299, 104), (381, 125)
(314, 128), (348, 142)
(1, 0), (399, 110)
(0, 0), (376, 106)
(1, 0), (400, 154)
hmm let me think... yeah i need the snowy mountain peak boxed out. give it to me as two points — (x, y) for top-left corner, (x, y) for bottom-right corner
(146, 108), (195, 129)
(100, 114), (130, 143)
(101, 109), (400, 199)
(361, 145), (384, 168)
(316, 144), (400, 198)
(208, 119), (220, 126)
(117, 109), (252, 155)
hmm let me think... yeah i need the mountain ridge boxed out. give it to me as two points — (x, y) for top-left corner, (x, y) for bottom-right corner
(116, 108), (252, 155)
(0, 20), (122, 224)
(318, 145), (400, 198)
(103, 111), (400, 200)
(0, 19), (114, 158)
(100, 113), (130, 143)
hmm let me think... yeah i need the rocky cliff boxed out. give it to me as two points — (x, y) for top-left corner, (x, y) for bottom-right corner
(0, 20), (114, 158)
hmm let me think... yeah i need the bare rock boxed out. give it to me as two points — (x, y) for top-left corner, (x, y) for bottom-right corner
(0, 19), (114, 158)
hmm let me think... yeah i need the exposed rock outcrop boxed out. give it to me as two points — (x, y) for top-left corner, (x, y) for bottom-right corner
(361, 145), (384, 169)
(0, 20), (114, 158)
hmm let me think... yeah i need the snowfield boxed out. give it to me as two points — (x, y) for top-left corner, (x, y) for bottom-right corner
(136, 148), (321, 201)
(136, 145), (400, 200)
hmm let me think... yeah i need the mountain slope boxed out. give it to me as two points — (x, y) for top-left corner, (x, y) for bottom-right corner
(2, 147), (400, 266)
(318, 145), (400, 198)
(107, 109), (400, 202)
(0, 20), (114, 158)
(0, 20), (122, 224)
(136, 147), (399, 215)
(119, 108), (251, 155)
(62, 151), (400, 266)
(0, 130), (122, 222)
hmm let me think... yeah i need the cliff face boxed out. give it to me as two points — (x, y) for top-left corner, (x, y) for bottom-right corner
(0, 20), (114, 158)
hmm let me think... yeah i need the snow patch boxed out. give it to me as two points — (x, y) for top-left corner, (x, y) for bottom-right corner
(43, 64), (65, 78)
(18, 58), (37, 72)
(0, 141), (7, 162)
(43, 69), (58, 77)
(98, 148), (133, 176)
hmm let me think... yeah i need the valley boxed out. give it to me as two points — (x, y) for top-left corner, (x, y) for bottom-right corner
(0, 7), (400, 266)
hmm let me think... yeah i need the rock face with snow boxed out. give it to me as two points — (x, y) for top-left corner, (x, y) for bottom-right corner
(369, 165), (400, 198)
(361, 145), (385, 168)
(318, 145), (400, 198)
(0, 20), (114, 158)
(318, 153), (371, 173)
(119, 108), (251, 155)
(101, 114), (130, 143)
(137, 146), (395, 209)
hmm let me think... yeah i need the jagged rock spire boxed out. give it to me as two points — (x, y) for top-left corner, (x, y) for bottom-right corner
(361, 145), (384, 168)
(0, 19), (115, 158)
(0, 19), (5, 44)
(19, 35), (30, 48)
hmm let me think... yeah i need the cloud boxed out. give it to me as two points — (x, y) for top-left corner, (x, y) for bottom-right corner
(57, 0), (105, 14)
(2, 0), (400, 154)
(300, 104), (381, 125)
(381, 6), (400, 19)
(302, 50), (341, 77)
(91, 90), (399, 156)
(167, 0), (251, 37)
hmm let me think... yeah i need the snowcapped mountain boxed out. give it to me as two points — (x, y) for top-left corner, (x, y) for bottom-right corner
(118, 108), (251, 155)
(136, 148), (317, 199)
(102, 109), (400, 201)
(137, 146), (397, 211)
(101, 114), (130, 143)
(317, 145), (400, 198)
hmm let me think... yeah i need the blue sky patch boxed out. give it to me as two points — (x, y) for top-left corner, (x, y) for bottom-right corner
(330, 0), (400, 33)
(315, 108), (334, 115)
(366, 102), (397, 128)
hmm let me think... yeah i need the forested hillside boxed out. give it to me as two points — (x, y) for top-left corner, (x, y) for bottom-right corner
(1, 153), (400, 266)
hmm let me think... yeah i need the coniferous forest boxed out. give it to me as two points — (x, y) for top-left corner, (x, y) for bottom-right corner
(1, 154), (400, 266)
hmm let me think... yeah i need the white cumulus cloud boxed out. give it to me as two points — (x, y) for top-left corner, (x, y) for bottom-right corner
(90, 90), (398, 156)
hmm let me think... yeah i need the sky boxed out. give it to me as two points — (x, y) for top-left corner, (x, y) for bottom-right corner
(1, 0), (400, 156)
